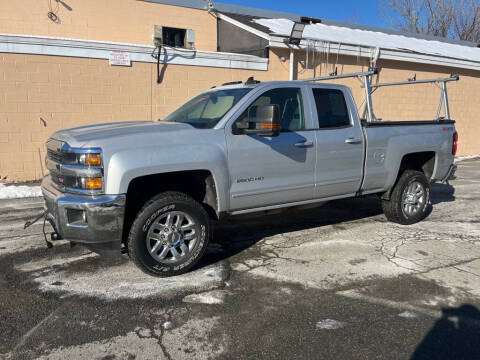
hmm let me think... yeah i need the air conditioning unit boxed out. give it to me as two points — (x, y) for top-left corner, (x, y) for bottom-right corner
(153, 25), (163, 47)
(185, 29), (196, 49)
(152, 25), (195, 49)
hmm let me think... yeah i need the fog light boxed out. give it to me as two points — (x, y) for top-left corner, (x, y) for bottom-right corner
(67, 208), (87, 225)
(84, 177), (103, 190)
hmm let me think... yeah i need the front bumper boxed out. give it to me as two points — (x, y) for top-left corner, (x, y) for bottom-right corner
(41, 175), (126, 256)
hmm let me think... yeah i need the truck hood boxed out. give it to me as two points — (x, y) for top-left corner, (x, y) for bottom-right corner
(51, 121), (194, 146)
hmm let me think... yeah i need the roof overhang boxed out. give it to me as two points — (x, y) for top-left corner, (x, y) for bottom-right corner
(219, 13), (480, 72)
(217, 13), (270, 40)
(269, 37), (480, 71)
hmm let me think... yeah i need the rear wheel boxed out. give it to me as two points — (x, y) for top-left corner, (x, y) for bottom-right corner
(127, 191), (210, 277)
(382, 170), (430, 225)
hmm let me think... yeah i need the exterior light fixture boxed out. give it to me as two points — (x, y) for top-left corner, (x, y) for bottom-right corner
(286, 22), (306, 45)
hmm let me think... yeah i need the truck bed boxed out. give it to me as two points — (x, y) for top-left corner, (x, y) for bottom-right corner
(360, 120), (456, 194)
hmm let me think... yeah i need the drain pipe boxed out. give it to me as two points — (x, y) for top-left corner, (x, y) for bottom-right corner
(289, 48), (295, 80)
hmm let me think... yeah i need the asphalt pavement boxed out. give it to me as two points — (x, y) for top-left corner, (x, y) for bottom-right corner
(1, 160), (480, 359)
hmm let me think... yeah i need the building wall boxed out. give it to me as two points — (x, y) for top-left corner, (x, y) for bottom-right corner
(0, 48), (288, 182)
(0, 0), (218, 51)
(2, 46), (479, 183)
(293, 51), (480, 158)
(0, 0), (479, 182)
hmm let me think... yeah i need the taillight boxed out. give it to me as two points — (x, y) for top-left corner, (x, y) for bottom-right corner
(452, 132), (458, 155)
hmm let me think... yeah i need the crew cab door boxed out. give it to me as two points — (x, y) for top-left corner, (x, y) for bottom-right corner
(310, 86), (365, 198)
(225, 85), (316, 211)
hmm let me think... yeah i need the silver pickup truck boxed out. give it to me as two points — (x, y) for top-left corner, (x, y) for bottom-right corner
(41, 72), (458, 276)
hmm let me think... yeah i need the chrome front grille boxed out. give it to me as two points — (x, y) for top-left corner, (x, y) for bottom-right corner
(45, 139), (65, 188)
(46, 139), (65, 162)
(47, 148), (63, 163)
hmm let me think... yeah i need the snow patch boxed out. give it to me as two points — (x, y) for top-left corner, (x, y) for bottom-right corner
(162, 321), (174, 330)
(253, 18), (480, 63)
(315, 319), (347, 330)
(22, 254), (227, 300)
(183, 290), (231, 304)
(231, 263), (250, 272)
(455, 155), (480, 163)
(0, 183), (42, 199)
(398, 311), (419, 319)
(279, 287), (293, 295)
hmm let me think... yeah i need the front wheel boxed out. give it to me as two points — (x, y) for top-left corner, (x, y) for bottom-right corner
(127, 191), (210, 277)
(382, 170), (430, 225)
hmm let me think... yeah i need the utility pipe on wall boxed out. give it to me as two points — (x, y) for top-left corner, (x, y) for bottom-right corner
(289, 48), (295, 80)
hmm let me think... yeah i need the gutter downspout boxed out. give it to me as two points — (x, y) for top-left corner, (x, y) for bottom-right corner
(289, 48), (295, 80)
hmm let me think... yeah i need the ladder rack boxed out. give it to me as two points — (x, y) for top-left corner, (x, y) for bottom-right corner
(299, 69), (378, 82)
(300, 68), (459, 122)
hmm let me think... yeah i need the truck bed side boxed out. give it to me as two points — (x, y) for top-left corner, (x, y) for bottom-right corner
(360, 121), (456, 194)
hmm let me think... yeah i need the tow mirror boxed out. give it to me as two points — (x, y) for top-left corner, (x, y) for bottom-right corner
(237, 104), (280, 137)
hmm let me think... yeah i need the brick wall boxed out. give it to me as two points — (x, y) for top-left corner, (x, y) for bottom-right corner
(0, 0), (217, 51)
(294, 51), (480, 158)
(0, 49), (288, 182)
(1, 0), (479, 182)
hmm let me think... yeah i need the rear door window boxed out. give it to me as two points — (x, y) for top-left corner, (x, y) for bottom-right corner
(312, 88), (351, 129)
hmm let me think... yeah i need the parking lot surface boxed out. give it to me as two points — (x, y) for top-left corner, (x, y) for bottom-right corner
(1, 160), (480, 359)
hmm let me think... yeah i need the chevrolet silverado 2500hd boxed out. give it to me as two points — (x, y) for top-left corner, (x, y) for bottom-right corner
(41, 72), (458, 276)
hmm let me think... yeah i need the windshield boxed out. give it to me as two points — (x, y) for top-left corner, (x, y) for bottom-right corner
(162, 88), (252, 129)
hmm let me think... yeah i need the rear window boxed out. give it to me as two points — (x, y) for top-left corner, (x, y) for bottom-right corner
(312, 88), (350, 129)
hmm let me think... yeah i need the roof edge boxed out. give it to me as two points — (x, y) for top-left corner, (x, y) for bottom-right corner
(140, 0), (478, 48)
(139, 0), (301, 20)
(268, 36), (480, 71)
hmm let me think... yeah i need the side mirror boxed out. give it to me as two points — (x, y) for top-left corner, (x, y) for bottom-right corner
(237, 104), (280, 137)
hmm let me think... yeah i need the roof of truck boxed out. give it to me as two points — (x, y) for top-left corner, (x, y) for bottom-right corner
(213, 80), (349, 91)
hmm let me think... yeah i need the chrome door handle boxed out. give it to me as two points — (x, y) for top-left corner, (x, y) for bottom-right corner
(294, 140), (314, 148)
(345, 137), (362, 144)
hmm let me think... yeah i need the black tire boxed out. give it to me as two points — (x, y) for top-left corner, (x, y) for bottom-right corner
(127, 191), (210, 277)
(382, 170), (430, 225)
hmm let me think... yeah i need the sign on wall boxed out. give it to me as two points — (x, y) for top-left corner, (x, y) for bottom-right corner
(109, 51), (131, 66)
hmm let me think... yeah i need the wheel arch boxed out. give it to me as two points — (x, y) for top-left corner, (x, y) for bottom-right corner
(382, 151), (436, 200)
(122, 169), (220, 244)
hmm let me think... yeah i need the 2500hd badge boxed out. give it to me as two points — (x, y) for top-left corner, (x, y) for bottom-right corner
(236, 176), (265, 184)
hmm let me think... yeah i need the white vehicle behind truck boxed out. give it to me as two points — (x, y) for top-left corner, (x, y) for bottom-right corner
(40, 69), (458, 276)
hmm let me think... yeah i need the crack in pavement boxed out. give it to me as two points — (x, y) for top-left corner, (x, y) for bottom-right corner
(135, 320), (173, 360)
(375, 226), (480, 275)
(8, 304), (64, 359)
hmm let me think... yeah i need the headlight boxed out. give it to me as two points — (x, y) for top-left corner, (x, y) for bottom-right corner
(80, 153), (102, 167)
(46, 140), (104, 194)
(62, 151), (103, 167)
